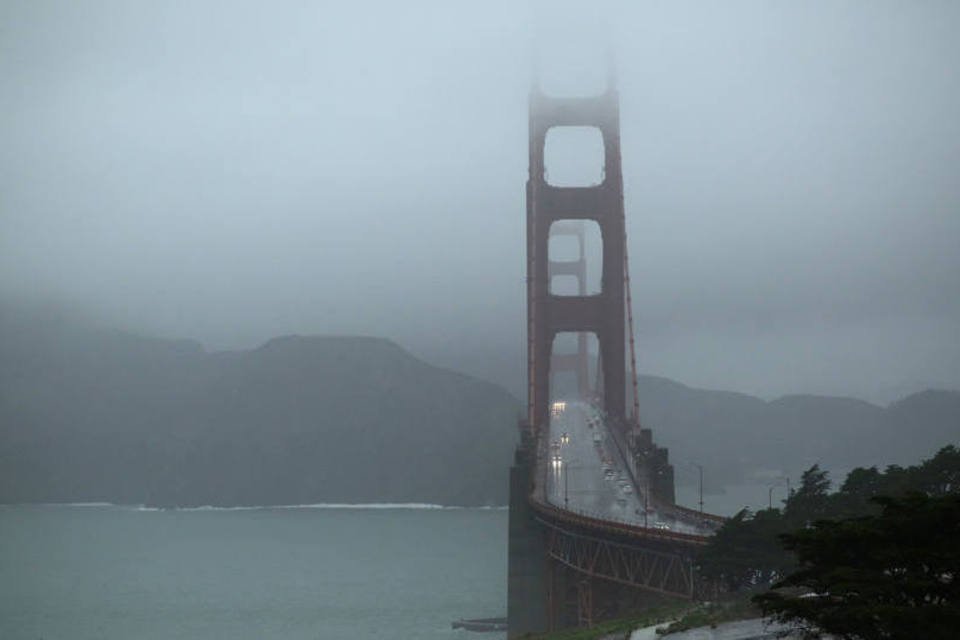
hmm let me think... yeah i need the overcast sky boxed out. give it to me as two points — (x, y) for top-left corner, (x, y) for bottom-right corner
(2, 1), (958, 404)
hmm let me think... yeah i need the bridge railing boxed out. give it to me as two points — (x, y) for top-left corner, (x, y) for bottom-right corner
(540, 486), (721, 540)
(595, 405), (727, 531)
(531, 407), (723, 543)
(601, 411), (645, 499)
(529, 491), (714, 546)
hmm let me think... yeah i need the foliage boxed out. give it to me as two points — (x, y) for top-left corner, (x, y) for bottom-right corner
(696, 445), (960, 593)
(696, 461), (839, 590)
(784, 464), (832, 524)
(696, 507), (794, 591)
(754, 493), (960, 639)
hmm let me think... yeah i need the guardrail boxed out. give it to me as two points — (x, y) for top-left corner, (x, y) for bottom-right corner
(528, 493), (713, 546)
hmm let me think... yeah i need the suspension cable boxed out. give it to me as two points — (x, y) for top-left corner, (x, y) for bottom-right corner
(623, 228), (641, 427)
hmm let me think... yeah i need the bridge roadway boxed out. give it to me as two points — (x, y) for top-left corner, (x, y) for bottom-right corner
(539, 400), (720, 539)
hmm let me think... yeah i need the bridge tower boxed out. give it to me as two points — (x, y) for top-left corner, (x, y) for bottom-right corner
(509, 66), (708, 640)
(526, 77), (627, 434)
(510, 76), (631, 637)
(547, 222), (592, 400)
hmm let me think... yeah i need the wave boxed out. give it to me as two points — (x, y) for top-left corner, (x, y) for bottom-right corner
(136, 503), (482, 512)
(41, 502), (117, 508)
(133, 505), (263, 512)
(143, 503), (512, 511)
(4, 502), (508, 511)
(266, 503), (506, 510)
(274, 503), (454, 510)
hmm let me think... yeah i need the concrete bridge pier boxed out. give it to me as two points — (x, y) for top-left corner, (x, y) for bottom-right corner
(507, 436), (548, 637)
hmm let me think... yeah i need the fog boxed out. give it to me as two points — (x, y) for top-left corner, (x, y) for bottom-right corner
(2, 0), (958, 403)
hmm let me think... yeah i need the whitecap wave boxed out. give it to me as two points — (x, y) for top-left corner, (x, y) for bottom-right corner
(138, 503), (504, 511)
(7, 502), (507, 511)
(273, 503), (455, 510)
(38, 502), (117, 508)
(131, 503), (457, 511)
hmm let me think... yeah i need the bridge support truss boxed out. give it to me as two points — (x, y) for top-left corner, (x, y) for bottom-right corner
(540, 520), (695, 599)
(534, 516), (698, 633)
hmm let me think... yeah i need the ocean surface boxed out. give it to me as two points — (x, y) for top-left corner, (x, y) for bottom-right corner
(0, 504), (508, 640)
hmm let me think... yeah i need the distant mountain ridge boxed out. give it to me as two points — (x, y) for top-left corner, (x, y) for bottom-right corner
(0, 305), (521, 506)
(635, 374), (959, 488)
(1, 301), (957, 505)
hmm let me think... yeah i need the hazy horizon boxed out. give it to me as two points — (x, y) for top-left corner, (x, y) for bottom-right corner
(3, 0), (958, 404)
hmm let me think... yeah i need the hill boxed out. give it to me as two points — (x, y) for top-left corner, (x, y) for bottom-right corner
(636, 375), (959, 489)
(0, 304), (521, 506)
(1, 301), (956, 505)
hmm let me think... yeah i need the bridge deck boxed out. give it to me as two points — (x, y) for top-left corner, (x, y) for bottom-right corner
(532, 400), (722, 543)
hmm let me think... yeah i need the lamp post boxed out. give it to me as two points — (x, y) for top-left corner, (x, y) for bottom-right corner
(559, 461), (582, 510)
(643, 480), (649, 528)
(679, 459), (705, 515)
(694, 463), (704, 515)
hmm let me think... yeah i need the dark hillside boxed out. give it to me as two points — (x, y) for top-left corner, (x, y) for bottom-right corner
(636, 376), (957, 488)
(0, 306), (520, 506)
(876, 390), (960, 463)
(1, 302), (956, 504)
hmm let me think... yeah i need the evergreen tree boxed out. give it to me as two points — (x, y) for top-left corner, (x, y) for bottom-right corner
(755, 493), (960, 639)
(784, 464), (832, 525)
(696, 445), (960, 600)
(697, 508), (793, 591)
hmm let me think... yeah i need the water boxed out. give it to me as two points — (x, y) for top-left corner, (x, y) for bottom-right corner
(0, 504), (507, 640)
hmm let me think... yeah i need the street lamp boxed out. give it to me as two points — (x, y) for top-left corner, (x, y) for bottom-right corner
(643, 479), (649, 528)
(561, 461), (583, 510)
(679, 459), (705, 515)
(693, 463), (704, 515)
(768, 476), (793, 510)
